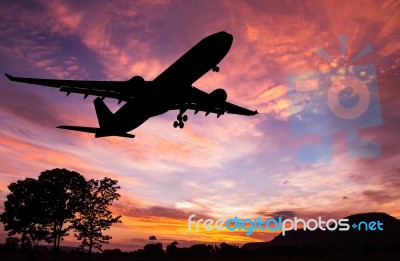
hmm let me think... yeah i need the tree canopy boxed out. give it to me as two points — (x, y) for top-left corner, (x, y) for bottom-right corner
(73, 177), (121, 257)
(38, 168), (89, 252)
(0, 168), (122, 260)
(0, 178), (49, 251)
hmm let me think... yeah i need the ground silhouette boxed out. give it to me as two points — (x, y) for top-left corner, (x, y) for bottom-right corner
(1, 212), (399, 260)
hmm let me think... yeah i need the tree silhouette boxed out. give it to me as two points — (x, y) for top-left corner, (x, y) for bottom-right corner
(73, 178), (121, 259)
(0, 178), (49, 256)
(3, 237), (20, 252)
(37, 168), (88, 259)
(0, 169), (124, 260)
(149, 235), (157, 242)
(166, 241), (179, 257)
(143, 242), (164, 257)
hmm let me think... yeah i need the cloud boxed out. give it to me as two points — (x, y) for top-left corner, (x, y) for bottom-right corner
(0, 0), (400, 250)
(0, 82), (62, 128)
(362, 189), (395, 204)
(113, 204), (210, 221)
(257, 210), (297, 221)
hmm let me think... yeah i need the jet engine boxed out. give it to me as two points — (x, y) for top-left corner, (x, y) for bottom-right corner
(122, 76), (146, 97)
(210, 88), (227, 104)
(128, 76), (145, 87)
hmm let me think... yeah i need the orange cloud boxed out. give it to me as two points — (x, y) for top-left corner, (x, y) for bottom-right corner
(1, 0), (400, 251)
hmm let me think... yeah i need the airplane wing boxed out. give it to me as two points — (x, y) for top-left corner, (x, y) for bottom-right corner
(224, 101), (258, 116)
(172, 86), (258, 117)
(180, 102), (257, 117)
(4, 73), (134, 102)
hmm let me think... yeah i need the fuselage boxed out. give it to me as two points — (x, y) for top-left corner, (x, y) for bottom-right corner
(5, 31), (258, 138)
(111, 31), (233, 133)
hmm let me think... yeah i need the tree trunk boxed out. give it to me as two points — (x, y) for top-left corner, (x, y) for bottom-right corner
(88, 228), (94, 261)
(53, 224), (57, 255)
(56, 222), (63, 249)
(88, 244), (92, 261)
(52, 224), (58, 261)
(20, 230), (27, 261)
(52, 224), (57, 249)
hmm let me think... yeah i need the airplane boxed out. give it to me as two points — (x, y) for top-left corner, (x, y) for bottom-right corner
(5, 31), (258, 139)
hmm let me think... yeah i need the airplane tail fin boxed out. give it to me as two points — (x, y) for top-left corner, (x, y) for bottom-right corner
(94, 97), (113, 128)
(57, 97), (135, 138)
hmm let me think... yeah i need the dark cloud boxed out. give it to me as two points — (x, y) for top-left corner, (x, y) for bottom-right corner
(362, 189), (396, 204)
(257, 210), (297, 220)
(0, 81), (62, 128)
(256, 209), (358, 221)
(114, 204), (214, 221)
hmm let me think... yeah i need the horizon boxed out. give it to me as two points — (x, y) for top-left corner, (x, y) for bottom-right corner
(0, 0), (399, 252)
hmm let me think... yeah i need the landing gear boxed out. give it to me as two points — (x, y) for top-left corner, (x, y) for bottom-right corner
(212, 66), (219, 72)
(174, 113), (188, 128)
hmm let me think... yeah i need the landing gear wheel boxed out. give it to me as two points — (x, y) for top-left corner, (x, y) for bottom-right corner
(173, 121), (179, 128)
(182, 115), (188, 122)
(177, 114), (183, 121)
(212, 66), (220, 72)
(179, 121), (184, 129)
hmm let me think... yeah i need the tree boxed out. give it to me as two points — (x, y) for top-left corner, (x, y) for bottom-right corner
(149, 235), (157, 242)
(73, 178), (121, 259)
(3, 237), (20, 252)
(166, 241), (179, 257)
(143, 242), (164, 257)
(0, 178), (49, 254)
(37, 168), (88, 258)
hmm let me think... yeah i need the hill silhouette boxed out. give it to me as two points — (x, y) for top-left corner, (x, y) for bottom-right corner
(243, 212), (400, 252)
(2, 212), (399, 260)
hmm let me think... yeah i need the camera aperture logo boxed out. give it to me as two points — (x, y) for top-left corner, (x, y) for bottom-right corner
(286, 34), (382, 163)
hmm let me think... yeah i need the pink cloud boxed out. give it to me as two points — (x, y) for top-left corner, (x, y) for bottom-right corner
(0, 0), (400, 250)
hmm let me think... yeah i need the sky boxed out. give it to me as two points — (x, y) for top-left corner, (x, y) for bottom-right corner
(0, 0), (399, 251)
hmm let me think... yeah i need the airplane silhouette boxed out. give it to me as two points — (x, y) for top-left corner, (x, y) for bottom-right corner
(5, 31), (258, 139)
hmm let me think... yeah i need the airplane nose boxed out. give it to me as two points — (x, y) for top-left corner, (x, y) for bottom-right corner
(220, 31), (232, 40)
(219, 31), (233, 47)
(225, 32), (233, 42)
(202, 31), (233, 55)
(224, 32), (233, 39)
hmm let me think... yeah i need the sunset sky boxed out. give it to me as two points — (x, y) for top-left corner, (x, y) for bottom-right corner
(0, 0), (399, 251)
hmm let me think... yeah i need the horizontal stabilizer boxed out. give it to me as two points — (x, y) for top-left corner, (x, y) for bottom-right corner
(57, 125), (99, 133)
(95, 132), (135, 138)
(5, 73), (15, 81)
(57, 126), (135, 138)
